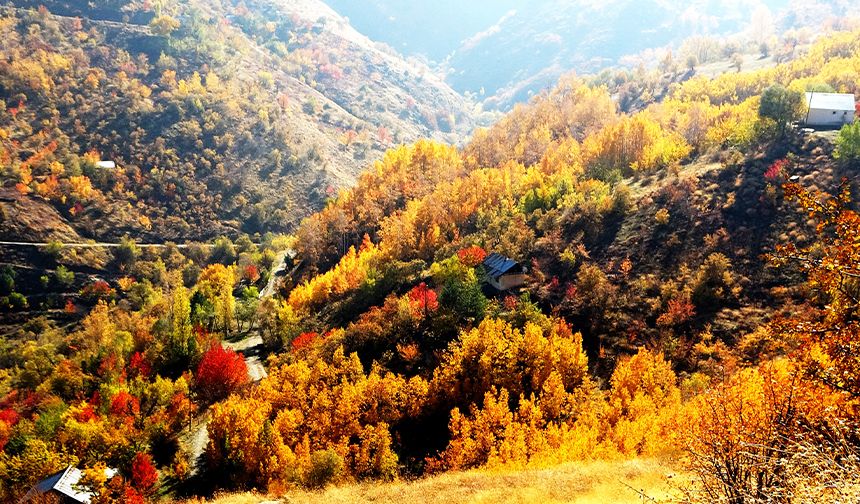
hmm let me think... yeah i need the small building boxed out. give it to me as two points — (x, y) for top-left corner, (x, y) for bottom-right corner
(21, 465), (117, 504)
(483, 253), (527, 291)
(95, 161), (116, 169)
(804, 92), (856, 128)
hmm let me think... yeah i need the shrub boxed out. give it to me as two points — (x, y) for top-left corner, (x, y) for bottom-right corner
(304, 449), (344, 489)
(0, 266), (15, 295)
(55, 265), (75, 287)
(44, 240), (63, 260)
(835, 121), (860, 163)
(7, 293), (27, 310)
(690, 253), (738, 308)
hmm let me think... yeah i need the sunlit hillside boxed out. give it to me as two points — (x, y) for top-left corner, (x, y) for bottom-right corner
(0, 0), (477, 241)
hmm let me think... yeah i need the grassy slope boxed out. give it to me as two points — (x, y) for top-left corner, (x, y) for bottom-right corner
(202, 459), (688, 504)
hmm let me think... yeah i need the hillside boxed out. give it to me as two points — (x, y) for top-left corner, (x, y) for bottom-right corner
(0, 0), (477, 242)
(200, 459), (687, 504)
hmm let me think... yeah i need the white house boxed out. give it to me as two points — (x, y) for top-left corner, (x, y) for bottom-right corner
(95, 160), (117, 169)
(804, 92), (856, 128)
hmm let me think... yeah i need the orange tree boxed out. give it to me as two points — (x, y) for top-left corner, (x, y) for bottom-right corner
(770, 182), (860, 399)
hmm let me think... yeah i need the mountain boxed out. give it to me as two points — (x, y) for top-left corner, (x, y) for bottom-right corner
(0, 0), (477, 241)
(328, 0), (860, 109)
(323, 0), (527, 61)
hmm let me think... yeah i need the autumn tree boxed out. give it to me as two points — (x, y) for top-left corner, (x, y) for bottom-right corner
(606, 348), (681, 456)
(772, 183), (860, 398)
(165, 282), (197, 372)
(683, 361), (844, 504)
(196, 264), (237, 337)
(129, 452), (158, 495)
(195, 344), (249, 403)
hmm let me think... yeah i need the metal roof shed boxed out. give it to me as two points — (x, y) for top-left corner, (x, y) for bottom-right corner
(20, 466), (118, 503)
(804, 92), (856, 127)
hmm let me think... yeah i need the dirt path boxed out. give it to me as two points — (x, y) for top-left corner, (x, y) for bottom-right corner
(225, 334), (268, 382)
(181, 332), (269, 476)
(260, 250), (290, 299)
(179, 411), (211, 477)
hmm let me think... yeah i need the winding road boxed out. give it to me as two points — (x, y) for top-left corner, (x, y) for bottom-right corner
(181, 251), (295, 475)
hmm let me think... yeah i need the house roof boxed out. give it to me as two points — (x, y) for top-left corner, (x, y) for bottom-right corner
(21, 465), (118, 504)
(483, 253), (522, 278)
(805, 92), (856, 111)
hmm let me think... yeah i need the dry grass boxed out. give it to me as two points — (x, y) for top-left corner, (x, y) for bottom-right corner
(197, 458), (688, 504)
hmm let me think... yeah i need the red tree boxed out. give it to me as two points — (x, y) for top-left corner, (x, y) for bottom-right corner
(128, 352), (151, 379)
(110, 391), (140, 418)
(195, 344), (249, 403)
(130, 452), (158, 495)
(408, 283), (439, 317)
(291, 332), (318, 352)
(243, 264), (260, 283)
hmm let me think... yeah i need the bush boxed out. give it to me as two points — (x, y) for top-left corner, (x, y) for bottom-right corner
(55, 265), (74, 287)
(7, 293), (27, 310)
(835, 121), (860, 163)
(44, 240), (63, 260)
(114, 236), (140, 270)
(690, 253), (738, 308)
(304, 449), (343, 488)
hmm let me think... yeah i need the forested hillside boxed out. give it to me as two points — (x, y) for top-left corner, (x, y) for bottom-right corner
(0, 0), (477, 241)
(2, 7), (860, 504)
(208, 28), (860, 500)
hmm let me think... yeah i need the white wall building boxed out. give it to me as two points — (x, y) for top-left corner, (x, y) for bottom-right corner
(804, 92), (856, 128)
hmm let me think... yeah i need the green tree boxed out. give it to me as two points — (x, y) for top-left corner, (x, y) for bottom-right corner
(835, 122), (860, 164)
(236, 287), (260, 333)
(210, 236), (237, 265)
(44, 240), (63, 261)
(0, 266), (14, 295)
(115, 236), (140, 271)
(759, 85), (804, 136)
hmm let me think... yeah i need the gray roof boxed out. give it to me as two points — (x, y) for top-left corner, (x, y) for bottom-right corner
(21, 466), (118, 504)
(483, 253), (523, 278)
(805, 92), (856, 111)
